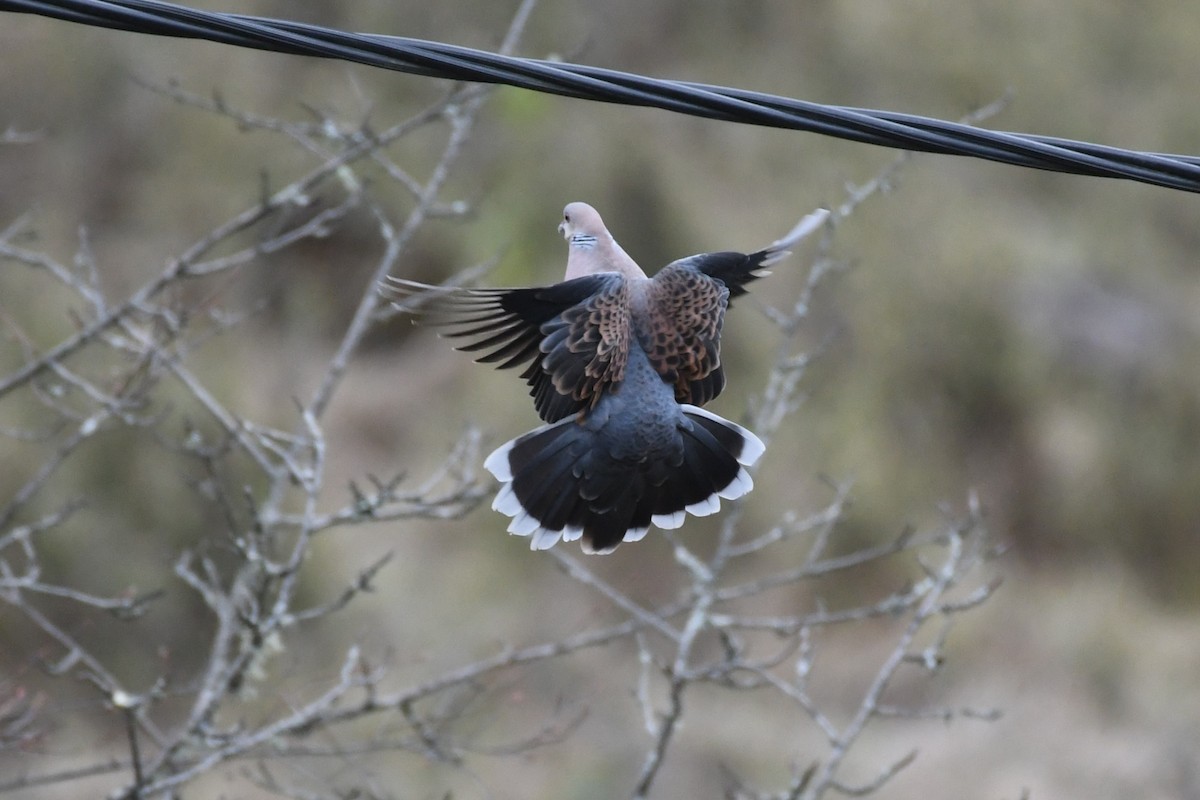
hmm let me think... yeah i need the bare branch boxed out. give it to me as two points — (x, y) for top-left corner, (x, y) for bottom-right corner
(1, 35), (1009, 798)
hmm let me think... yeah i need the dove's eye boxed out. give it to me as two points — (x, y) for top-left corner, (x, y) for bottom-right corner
(563, 212), (571, 223)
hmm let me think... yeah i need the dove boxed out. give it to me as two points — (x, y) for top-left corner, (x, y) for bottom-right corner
(385, 202), (828, 554)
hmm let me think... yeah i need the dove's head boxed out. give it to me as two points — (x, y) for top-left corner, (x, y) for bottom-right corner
(559, 201), (647, 281)
(559, 202), (605, 244)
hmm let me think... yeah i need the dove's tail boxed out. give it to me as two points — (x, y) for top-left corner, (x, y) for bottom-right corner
(484, 405), (764, 554)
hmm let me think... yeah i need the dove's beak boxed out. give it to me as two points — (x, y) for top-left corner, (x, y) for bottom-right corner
(558, 221), (569, 239)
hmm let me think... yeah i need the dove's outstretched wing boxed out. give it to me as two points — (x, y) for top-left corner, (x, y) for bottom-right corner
(383, 274), (631, 423)
(643, 206), (831, 406)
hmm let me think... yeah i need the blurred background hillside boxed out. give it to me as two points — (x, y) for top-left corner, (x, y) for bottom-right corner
(1, 0), (1198, 798)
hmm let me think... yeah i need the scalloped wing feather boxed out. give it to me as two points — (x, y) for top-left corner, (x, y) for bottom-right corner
(645, 264), (730, 406)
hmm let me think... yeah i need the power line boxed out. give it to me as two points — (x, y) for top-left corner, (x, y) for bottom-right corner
(5, 0), (1200, 193)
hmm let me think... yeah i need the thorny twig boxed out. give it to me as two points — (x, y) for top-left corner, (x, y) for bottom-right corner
(609, 133), (1007, 799)
(0, 2), (543, 796)
(0, 20), (1007, 797)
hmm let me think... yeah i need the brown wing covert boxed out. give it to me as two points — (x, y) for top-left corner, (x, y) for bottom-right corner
(645, 265), (730, 406)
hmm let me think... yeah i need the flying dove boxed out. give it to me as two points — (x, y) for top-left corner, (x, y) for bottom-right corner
(385, 202), (828, 554)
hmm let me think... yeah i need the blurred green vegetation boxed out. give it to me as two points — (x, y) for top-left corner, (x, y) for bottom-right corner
(2, 0), (1199, 796)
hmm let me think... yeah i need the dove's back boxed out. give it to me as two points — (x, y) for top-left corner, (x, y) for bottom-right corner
(486, 295), (763, 553)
